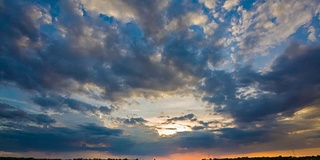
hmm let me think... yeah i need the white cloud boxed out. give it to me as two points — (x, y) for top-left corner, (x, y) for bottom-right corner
(184, 12), (208, 26)
(226, 0), (319, 56)
(157, 0), (170, 11)
(80, 0), (136, 22)
(167, 19), (179, 31)
(223, 0), (239, 11)
(236, 83), (269, 100)
(230, 53), (236, 63)
(27, 5), (52, 27)
(80, 0), (170, 23)
(308, 26), (317, 41)
(203, 21), (218, 36)
(167, 12), (208, 31)
(199, 0), (216, 9)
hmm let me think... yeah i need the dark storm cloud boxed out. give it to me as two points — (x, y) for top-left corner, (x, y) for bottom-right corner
(0, 0), (88, 91)
(99, 106), (113, 114)
(158, 1), (227, 77)
(202, 43), (320, 123)
(164, 113), (197, 124)
(122, 117), (148, 125)
(219, 128), (267, 144)
(0, 113), (270, 156)
(162, 31), (222, 77)
(0, 121), (175, 156)
(79, 123), (123, 136)
(0, 126), (77, 152)
(198, 120), (219, 127)
(0, 123), (124, 153)
(120, 0), (168, 42)
(191, 120), (222, 131)
(173, 128), (278, 153)
(191, 126), (205, 130)
(119, 0), (208, 42)
(113, 117), (148, 126)
(178, 131), (216, 148)
(32, 94), (114, 114)
(244, 44), (320, 120)
(201, 70), (237, 107)
(0, 1), (40, 45)
(107, 139), (177, 156)
(0, 0), (210, 103)
(119, 0), (224, 77)
(0, 103), (55, 125)
(0, 115), (316, 156)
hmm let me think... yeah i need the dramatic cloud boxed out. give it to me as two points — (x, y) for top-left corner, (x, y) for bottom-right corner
(308, 26), (317, 41)
(0, 123), (124, 153)
(122, 117), (148, 125)
(0, 0), (320, 158)
(223, 0), (239, 11)
(32, 94), (114, 115)
(202, 44), (320, 124)
(165, 114), (198, 124)
(226, 0), (320, 57)
(0, 103), (55, 125)
(1, 0), (217, 102)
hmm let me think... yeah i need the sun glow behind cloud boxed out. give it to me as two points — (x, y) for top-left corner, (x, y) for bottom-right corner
(109, 96), (236, 136)
(157, 123), (192, 136)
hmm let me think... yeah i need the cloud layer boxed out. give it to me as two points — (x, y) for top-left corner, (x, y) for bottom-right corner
(0, 0), (320, 158)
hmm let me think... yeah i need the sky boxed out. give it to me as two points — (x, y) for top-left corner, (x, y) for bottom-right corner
(0, 0), (320, 159)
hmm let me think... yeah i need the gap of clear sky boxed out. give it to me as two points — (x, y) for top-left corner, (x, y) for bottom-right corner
(0, 0), (320, 159)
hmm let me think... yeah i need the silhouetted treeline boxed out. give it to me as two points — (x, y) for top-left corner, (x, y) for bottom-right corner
(202, 155), (320, 160)
(0, 158), (138, 160)
(1, 156), (320, 160)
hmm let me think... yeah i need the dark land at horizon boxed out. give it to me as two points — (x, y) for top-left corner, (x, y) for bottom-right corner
(1, 155), (320, 160)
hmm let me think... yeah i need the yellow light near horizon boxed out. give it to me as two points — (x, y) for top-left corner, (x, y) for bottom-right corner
(224, 148), (320, 158)
(162, 147), (320, 160)
(157, 123), (192, 136)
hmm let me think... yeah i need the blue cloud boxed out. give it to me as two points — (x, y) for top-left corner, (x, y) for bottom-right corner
(0, 103), (55, 125)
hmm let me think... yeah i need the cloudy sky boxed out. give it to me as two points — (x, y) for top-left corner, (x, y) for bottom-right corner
(1, 0), (320, 159)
